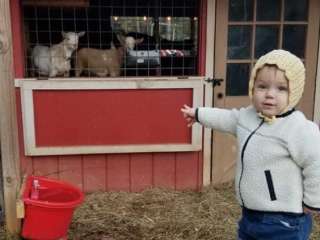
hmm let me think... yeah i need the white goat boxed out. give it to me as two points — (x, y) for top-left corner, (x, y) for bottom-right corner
(75, 35), (143, 77)
(31, 31), (85, 77)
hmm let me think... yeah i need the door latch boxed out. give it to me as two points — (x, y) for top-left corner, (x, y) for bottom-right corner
(205, 78), (223, 87)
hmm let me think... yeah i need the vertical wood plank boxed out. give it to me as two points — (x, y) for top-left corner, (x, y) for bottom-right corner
(83, 155), (106, 192)
(107, 154), (130, 191)
(153, 153), (175, 189)
(59, 155), (83, 190)
(32, 156), (59, 179)
(175, 152), (199, 190)
(10, 0), (24, 78)
(314, 31), (320, 124)
(0, 0), (21, 234)
(130, 153), (153, 192)
(203, 0), (215, 187)
(302, 0), (320, 119)
(198, 0), (207, 74)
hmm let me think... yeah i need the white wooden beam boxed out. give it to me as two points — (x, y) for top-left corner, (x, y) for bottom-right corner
(203, 0), (215, 186)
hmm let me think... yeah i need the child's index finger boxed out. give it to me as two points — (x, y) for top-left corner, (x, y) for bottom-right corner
(183, 104), (191, 110)
(180, 108), (187, 114)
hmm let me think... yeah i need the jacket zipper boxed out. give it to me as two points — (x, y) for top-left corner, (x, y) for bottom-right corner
(238, 119), (264, 207)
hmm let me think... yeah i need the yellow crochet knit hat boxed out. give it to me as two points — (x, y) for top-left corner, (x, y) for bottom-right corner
(248, 49), (305, 111)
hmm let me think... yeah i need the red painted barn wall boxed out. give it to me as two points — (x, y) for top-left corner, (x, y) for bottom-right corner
(11, 0), (206, 192)
(33, 89), (192, 146)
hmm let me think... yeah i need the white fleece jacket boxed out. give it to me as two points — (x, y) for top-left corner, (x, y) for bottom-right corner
(198, 105), (320, 213)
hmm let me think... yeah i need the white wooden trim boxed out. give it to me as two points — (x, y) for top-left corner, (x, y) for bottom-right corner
(16, 78), (204, 156)
(202, 0), (215, 186)
(20, 89), (36, 154)
(192, 83), (204, 147)
(24, 144), (202, 156)
(314, 33), (320, 124)
(15, 77), (203, 89)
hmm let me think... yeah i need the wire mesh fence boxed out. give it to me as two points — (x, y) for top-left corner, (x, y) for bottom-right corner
(22, 0), (200, 78)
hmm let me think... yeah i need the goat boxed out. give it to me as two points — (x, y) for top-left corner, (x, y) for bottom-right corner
(125, 32), (157, 50)
(31, 31), (85, 77)
(75, 35), (141, 77)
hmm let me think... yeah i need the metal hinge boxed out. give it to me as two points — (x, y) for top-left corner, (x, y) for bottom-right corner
(205, 78), (223, 87)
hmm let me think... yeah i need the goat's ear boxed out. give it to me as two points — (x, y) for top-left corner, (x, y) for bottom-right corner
(78, 31), (85, 37)
(135, 38), (144, 45)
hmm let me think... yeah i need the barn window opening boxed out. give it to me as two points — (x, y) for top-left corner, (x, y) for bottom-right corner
(22, 0), (200, 78)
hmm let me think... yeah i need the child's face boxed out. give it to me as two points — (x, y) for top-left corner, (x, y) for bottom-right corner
(252, 65), (289, 117)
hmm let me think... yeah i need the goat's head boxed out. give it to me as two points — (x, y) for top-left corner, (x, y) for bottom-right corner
(61, 31), (85, 51)
(116, 34), (144, 51)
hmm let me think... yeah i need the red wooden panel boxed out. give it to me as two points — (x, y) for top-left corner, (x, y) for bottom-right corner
(107, 154), (130, 191)
(175, 152), (200, 190)
(198, 151), (204, 187)
(83, 155), (106, 192)
(33, 89), (192, 146)
(32, 156), (59, 179)
(153, 153), (175, 189)
(58, 155), (83, 190)
(130, 153), (153, 192)
(10, 0), (24, 78)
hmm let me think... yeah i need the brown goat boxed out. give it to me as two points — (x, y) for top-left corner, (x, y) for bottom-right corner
(75, 36), (142, 77)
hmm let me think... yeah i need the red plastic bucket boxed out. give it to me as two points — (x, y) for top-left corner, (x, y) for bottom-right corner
(22, 176), (84, 240)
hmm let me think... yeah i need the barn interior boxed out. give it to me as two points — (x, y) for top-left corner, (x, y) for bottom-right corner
(22, 0), (200, 77)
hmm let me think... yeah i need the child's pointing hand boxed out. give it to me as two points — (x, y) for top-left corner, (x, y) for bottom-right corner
(181, 104), (196, 127)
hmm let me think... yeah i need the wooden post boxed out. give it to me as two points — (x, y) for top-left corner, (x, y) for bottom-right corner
(0, 0), (21, 235)
(313, 23), (320, 124)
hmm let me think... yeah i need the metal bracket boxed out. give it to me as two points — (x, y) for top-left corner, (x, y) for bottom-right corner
(205, 78), (223, 87)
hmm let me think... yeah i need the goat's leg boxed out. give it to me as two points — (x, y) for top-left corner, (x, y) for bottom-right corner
(110, 67), (121, 77)
(75, 61), (83, 77)
(110, 72), (119, 77)
(64, 71), (70, 77)
(96, 72), (108, 77)
(29, 60), (35, 77)
(30, 68), (35, 78)
(75, 69), (81, 77)
(29, 58), (36, 77)
(49, 68), (58, 78)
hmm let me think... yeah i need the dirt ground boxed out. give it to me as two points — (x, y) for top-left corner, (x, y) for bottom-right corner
(0, 183), (319, 239)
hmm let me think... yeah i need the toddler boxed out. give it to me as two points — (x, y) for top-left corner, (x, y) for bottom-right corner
(181, 49), (320, 239)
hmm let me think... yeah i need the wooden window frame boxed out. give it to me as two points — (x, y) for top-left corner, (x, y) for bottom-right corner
(22, 0), (89, 7)
(15, 77), (204, 156)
